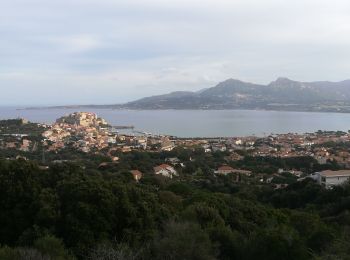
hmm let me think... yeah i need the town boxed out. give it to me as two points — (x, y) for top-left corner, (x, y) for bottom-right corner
(1, 112), (350, 189)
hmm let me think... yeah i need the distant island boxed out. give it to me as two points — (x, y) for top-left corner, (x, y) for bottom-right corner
(26, 77), (350, 113)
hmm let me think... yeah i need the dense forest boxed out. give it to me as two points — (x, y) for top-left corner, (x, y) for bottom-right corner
(1, 148), (350, 259)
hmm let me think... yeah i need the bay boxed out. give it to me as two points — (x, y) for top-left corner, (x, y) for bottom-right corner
(1, 107), (350, 137)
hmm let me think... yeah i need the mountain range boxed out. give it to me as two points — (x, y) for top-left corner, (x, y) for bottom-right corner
(31, 77), (350, 112)
(120, 77), (350, 112)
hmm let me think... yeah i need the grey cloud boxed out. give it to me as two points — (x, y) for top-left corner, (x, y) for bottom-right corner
(1, 0), (350, 105)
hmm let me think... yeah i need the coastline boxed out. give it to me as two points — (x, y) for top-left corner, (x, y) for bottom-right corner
(19, 106), (350, 115)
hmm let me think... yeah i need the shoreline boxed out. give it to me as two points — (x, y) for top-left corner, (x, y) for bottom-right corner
(18, 106), (350, 115)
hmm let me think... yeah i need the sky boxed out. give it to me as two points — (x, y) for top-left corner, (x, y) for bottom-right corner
(1, 0), (350, 105)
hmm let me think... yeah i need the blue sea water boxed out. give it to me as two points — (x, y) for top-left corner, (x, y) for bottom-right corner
(1, 107), (350, 137)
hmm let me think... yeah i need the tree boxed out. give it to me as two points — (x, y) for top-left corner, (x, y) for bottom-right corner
(34, 235), (74, 259)
(152, 221), (216, 260)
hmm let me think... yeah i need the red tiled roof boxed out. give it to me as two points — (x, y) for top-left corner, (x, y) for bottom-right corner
(130, 170), (142, 176)
(218, 165), (234, 171)
(320, 170), (350, 177)
(158, 164), (171, 169)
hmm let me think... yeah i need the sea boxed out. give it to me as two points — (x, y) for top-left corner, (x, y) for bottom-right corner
(1, 107), (350, 138)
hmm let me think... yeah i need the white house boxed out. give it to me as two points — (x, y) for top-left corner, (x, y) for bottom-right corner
(161, 141), (175, 151)
(234, 139), (243, 145)
(212, 144), (227, 152)
(154, 164), (178, 178)
(316, 170), (350, 188)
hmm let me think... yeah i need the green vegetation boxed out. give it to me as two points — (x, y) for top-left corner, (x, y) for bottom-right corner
(0, 119), (45, 137)
(0, 153), (349, 259)
(0, 119), (348, 259)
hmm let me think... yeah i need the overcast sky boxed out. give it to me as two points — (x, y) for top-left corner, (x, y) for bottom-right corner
(1, 0), (350, 105)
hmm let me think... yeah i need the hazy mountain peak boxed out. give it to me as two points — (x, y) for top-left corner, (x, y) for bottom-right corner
(270, 77), (296, 84)
(276, 77), (292, 81)
(219, 78), (252, 85)
(268, 77), (305, 89)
